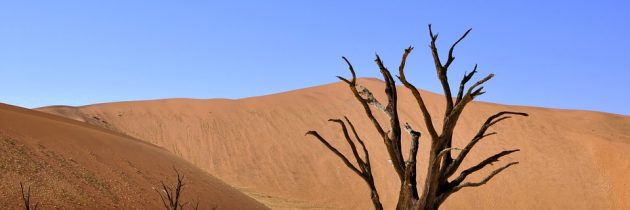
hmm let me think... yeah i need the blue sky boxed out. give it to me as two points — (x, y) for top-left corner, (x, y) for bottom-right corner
(1, 1), (628, 115)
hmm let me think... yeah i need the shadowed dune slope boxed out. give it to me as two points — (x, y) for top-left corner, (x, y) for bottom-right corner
(0, 103), (269, 209)
(39, 79), (630, 210)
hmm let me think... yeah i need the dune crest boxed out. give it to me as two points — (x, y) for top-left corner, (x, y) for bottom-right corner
(39, 79), (630, 209)
(0, 103), (268, 209)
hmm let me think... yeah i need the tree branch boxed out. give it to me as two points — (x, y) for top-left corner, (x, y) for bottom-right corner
(428, 24), (442, 70)
(403, 122), (421, 138)
(357, 86), (387, 115)
(305, 131), (363, 176)
(338, 56), (357, 85)
(437, 148), (462, 161)
(20, 182), (38, 210)
(452, 73), (495, 117)
(338, 57), (389, 143)
(467, 74), (494, 98)
(345, 116), (371, 171)
(451, 161), (519, 193)
(428, 24), (455, 115)
(337, 56), (408, 177)
(154, 168), (188, 210)
(403, 123), (421, 164)
(374, 54), (406, 179)
(341, 117), (384, 210)
(329, 118), (367, 172)
(444, 28), (472, 69)
(156, 181), (170, 210)
(441, 73), (497, 143)
(450, 149), (520, 186)
(307, 117), (384, 210)
(436, 161), (518, 206)
(401, 122), (421, 205)
(455, 65), (477, 104)
(444, 111), (528, 178)
(396, 47), (439, 140)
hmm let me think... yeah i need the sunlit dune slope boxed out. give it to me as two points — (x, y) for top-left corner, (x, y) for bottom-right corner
(39, 78), (630, 210)
(0, 103), (269, 209)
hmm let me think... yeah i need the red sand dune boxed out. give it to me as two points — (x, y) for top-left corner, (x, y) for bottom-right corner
(39, 79), (630, 209)
(0, 103), (268, 209)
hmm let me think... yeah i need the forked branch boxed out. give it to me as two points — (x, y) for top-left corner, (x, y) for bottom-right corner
(397, 47), (439, 140)
(338, 57), (388, 143)
(436, 161), (519, 206)
(346, 116), (372, 169)
(155, 169), (200, 210)
(450, 149), (520, 186)
(452, 161), (519, 193)
(428, 24), (455, 114)
(20, 182), (38, 210)
(306, 117), (383, 210)
(305, 130), (363, 176)
(455, 65), (478, 104)
(445, 111), (528, 178)
(339, 57), (406, 180)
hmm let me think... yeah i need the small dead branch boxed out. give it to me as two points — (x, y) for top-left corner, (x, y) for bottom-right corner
(20, 182), (38, 210)
(155, 168), (201, 210)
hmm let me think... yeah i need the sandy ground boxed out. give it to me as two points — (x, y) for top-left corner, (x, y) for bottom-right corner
(39, 78), (630, 210)
(0, 103), (269, 210)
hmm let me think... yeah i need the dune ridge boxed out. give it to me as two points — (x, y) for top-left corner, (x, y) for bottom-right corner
(39, 79), (630, 209)
(0, 103), (269, 209)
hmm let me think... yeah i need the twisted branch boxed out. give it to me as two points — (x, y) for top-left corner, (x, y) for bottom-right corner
(339, 56), (405, 180)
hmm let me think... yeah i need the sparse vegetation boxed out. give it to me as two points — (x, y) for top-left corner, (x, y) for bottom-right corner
(155, 169), (202, 210)
(306, 25), (528, 210)
(20, 182), (39, 210)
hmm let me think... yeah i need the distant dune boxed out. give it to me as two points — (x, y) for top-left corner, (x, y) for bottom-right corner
(39, 78), (630, 210)
(0, 103), (268, 209)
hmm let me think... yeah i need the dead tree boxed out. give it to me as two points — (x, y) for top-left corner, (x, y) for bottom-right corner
(155, 169), (201, 210)
(306, 25), (527, 210)
(20, 182), (39, 210)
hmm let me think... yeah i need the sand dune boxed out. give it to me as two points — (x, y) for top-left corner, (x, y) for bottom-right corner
(0, 103), (268, 209)
(39, 78), (630, 209)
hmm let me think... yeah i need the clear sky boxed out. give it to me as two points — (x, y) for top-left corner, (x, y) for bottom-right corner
(1, 1), (628, 115)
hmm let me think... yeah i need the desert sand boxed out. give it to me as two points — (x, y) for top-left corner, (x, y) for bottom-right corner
(0, 103), (268, 209)
(38, 78), (630, 210)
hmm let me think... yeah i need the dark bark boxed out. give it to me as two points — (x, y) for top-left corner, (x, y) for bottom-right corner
(306, 117), (384, 210)
(156, 169), (201, 210)
(20, 182), (38, 210)
(307, 25), (527, 210)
